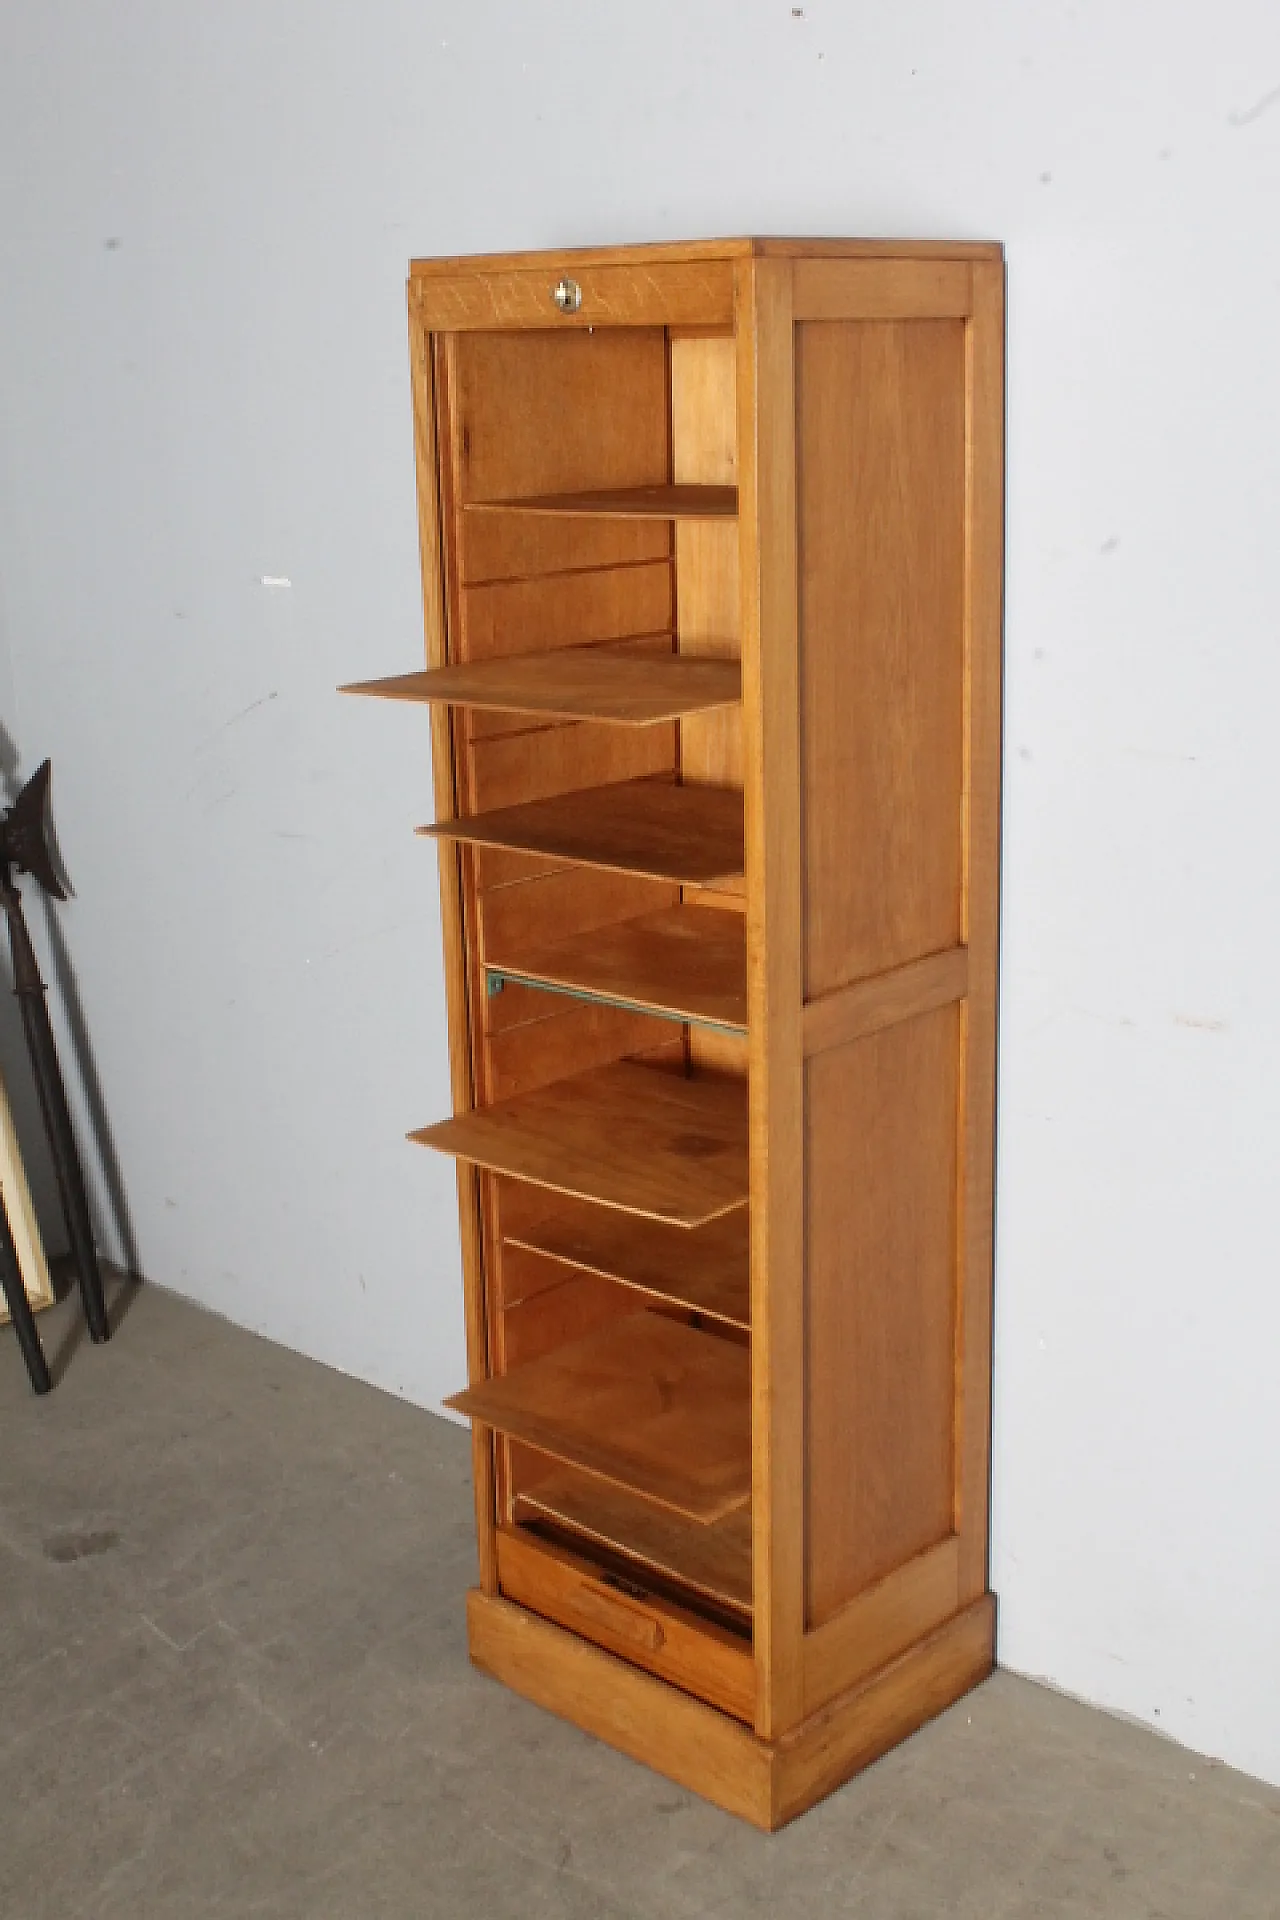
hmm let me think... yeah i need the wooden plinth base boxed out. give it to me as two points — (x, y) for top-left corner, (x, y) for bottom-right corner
(467, 1587), (995, 1831)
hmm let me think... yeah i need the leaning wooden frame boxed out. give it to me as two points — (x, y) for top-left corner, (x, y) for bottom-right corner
(0, 1063), (55, 1322)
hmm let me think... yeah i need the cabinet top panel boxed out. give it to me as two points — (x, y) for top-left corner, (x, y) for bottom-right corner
(408, 235), (1003, 277)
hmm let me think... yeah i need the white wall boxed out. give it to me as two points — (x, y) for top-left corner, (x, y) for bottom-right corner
(2, 0), (1277, 1788)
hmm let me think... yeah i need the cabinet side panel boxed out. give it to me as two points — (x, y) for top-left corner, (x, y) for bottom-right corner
(796, 308), (975, 1643)
(805, 1007), (959, 1625)
(796, 320), (966, 997)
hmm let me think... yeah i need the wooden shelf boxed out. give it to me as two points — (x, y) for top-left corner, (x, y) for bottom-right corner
(518, 1469), (752, 1618)
(507, 1195), (749, 1329)
(411, 1058), (748, 1227)
(470, 484), (737, 521)
(489, 904), (748, 1033)
(446, 1312), (750, 1522)
(420, 778), (744, 887)
(341, 648), (741, 726)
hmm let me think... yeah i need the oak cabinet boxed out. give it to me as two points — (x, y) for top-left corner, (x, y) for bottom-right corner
(347, 236), (1004, 1829)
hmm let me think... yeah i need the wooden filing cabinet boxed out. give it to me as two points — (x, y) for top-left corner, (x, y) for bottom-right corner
(347, 236), (1004, 1829)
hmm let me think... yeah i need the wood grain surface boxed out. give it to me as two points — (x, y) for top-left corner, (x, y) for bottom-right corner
(411, 1058), (749, 1227)
(506, 1193), (749, 1328)
(490, 903), (748, 1031)
(517, 1467), (753, 1615)
(421, 778), (745, 887)
(472, 484), (737, 520)
(342, 649), (740, 726)
(446, 1311), (751, 1522)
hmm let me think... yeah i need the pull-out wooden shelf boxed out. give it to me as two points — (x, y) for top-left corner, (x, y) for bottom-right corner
(517, 1468), (753, 1619)
(411, 1058), (748, 1227)
(341, 647), (742, 727)
(488, 904), (748, 1033)
(507, 1194), (749, 1330)
(446, 1311), (750, 1523)
(420, 778), (745, 887)
(470, 484), (737, 520)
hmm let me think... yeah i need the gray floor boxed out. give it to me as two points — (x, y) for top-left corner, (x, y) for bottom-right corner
(2, 1280), (1277, 1920)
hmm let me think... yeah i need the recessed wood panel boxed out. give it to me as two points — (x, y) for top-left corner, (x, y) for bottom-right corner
(495, 1240), (578, 1312)
(805, 1004), (960, 1627)
(500, 1271), (631, 1372)
(796, 319), (966, 996)
(481, 1001), (674, 1105)
(445, 329), (672, 583)
(463, 716), (675, 815)
(507, 1195), (749, 1329)
(478, 867), (677, 956)
(459, 559), (674, 664)
(491, 904), (748, 1032)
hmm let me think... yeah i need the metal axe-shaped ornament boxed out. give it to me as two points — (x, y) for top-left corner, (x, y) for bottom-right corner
(1, 759), (67, 900)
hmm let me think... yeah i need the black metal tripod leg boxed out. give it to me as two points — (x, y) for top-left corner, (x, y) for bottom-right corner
(0, 1190), (52, 1395)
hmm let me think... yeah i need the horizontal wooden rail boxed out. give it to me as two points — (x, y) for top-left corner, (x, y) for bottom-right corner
(801, 1536), (961, 1716)
(411, 261), (735, 331)
(792, 259), (973, 322)
(802, 946), (968, 1058)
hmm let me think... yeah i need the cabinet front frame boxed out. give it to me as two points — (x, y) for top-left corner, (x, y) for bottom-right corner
(408, 259), (758, 1640)
(407, 311), (499, 1593)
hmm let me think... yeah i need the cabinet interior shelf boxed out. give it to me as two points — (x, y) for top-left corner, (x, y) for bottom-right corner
(446, 1311), (751, 1523)
(517, 1469), (752, 1618)
(341, 646), (742, 726)
(506, 1192), (749, 1330)
(487, 904), (748, 1034)
(419, 778), (745, 887)
(468, 484), (738, 521)
(410, 1058), (749, 1227)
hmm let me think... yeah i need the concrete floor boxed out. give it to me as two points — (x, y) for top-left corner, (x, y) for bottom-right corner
(2, 1280), (1277, 1920)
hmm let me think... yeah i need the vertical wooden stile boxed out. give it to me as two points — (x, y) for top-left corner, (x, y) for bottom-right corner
(956, 260), (1005, 1601)
(737, 257), (806, 1741)
(407, 298), (497, 1591)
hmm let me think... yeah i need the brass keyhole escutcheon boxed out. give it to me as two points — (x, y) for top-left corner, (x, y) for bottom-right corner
(552, 277), (582, 314)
